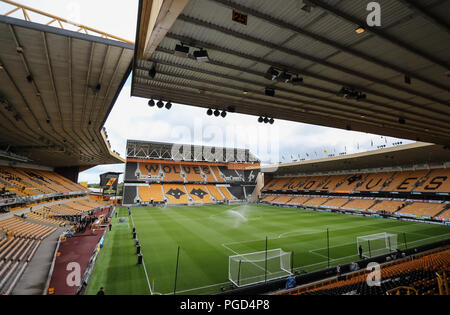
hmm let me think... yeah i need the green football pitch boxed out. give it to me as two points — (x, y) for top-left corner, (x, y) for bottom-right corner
(85, 204), (450, 295)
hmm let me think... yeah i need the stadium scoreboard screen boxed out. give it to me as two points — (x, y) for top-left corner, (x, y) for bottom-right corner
(100, 172), (121, 196)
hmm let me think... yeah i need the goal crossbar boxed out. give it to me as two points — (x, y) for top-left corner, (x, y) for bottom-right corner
(228, 248), (292, 287)
(357, 233), (397, 258)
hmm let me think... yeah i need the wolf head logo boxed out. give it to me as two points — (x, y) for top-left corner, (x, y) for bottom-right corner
(167, 188), (185, 199)
(190, 188), (207, 199)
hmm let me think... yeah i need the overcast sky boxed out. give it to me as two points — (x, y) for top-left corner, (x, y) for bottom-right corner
(1, 0), (413, 183)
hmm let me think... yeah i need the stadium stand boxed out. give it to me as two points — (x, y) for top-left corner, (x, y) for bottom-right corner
(263, 168), (450, 195)
(1, 0), (447, 297)
(138, 185), (152, 203)
(370, 200), (406, 213)
(261, 195), (277, 203)
(356, 172), (396, 192)
(123, 185), (137, 204)
(186, 184), (214, 204)
(304, 197), (329, 207)
(280, 247), (450, 295)
(414, 168), (450, 193)
(383, 170), (431, 192)
(218, 167), (242, 181)
(182, 166), (206, 182)
(138, 163), (163, 181)
(161, 164), (184, 181)
(343, 199), (376, 211)
(206, 184), (225, 201)
(439, 208), (450, 220)
(163, 184), (189, 204)
(211, 166), (226, 183)
(261, 167), (450, 221)
(204, 167), (218, 182)
(218, 186), (234, 201)
(272, 195), (294, 205)
(124, 162), (139, 181)
(149, 184), (164, 202)
(398, 202), (447, 218)
(227, 186), (247, 200)
(123, 141), (259, 205)
(287, 196), (312, 205)
(0, 167), (87, 197)
(322, 198), (351, 208)
(0, 199), (79, 294)
(0, 236), (41, 294)
(0, 217), (56, 240)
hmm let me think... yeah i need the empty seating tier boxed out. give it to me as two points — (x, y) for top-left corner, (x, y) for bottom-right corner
(370, 200), (407, 213)
(343, 199), (376, 211)
(272, 195), (294, 204)
(0, 217), (56, 240)
(280, 248), (450, 295)
(163, 184), (189, 204)
(186, 184), (214, 203)
(263, 168), (450, 194)
(322, 198), (350, 208)
(0, 166), (86, 197)
(206, 185), (225, 201)
(161, 165), (184, 181)
(398, 202), (446, 217)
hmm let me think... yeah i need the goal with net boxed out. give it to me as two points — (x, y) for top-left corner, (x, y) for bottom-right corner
(357, 233), (397, 258)
(228, 248), (292, 287)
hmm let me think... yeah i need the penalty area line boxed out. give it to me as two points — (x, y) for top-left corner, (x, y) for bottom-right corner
(162, 281), (231, 295)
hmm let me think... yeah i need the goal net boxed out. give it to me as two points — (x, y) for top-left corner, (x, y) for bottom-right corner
(357, 233), (397, 258)
(228, 248), (292, 287)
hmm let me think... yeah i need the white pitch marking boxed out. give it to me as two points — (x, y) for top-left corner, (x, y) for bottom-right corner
(130, 213), (153, 295)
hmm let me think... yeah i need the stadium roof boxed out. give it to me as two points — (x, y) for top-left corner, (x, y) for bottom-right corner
(0, 14), (133, 169)
(126, 139), (260, 163)
(257, 142), (450, 175)
(132, 0), (450, 145)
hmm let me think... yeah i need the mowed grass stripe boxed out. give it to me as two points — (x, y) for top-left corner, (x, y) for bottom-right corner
(86, 205), (450, 295)
(86, 208), (149, 295)
(133, 207), (228, 294)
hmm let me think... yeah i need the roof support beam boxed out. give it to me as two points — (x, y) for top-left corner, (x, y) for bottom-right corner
(92, 48), (127, 160)
(141, 53), (450, 130)
(6, 24), (82, 159)
(136, 73), (448, 140)
(67, 36), (101, 159)
(397, 0), (450, 33)
(85, 45), (111, 159)
(0, 54), (75, 158)
(139, 0), (190, 59)
(306, 0), (450, 70)
(133, 82), (446, 144)
(0, 109), (41, 146)
(177, 14), (449, 107)
(41, 31), (97, 159)
(79, 42), (104, 157)
(165, 33), (450, 120)
(134, 71), (449, 139)
(208, 0), (449, 93)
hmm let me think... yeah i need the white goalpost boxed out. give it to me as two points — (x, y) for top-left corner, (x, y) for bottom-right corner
(228, 248), (292, 287)
(357, 233), (397, 258)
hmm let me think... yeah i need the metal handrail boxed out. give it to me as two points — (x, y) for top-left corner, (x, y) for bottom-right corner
(1, 0), (134, 44)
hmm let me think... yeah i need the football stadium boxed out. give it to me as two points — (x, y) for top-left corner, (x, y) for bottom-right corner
(0, 0), (449, 301)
